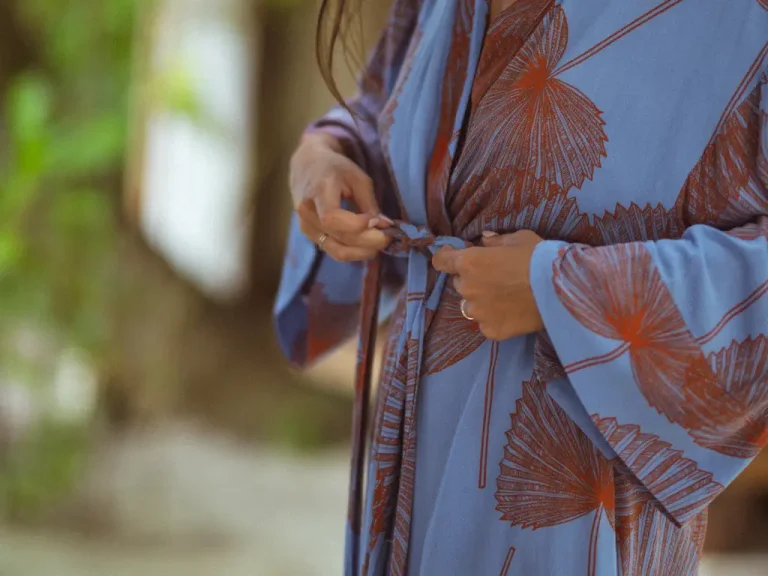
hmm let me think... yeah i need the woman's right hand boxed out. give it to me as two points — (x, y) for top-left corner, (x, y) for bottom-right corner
(289, 132), (391, 262)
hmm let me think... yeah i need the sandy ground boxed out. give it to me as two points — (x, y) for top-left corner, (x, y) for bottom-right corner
(1, 531), (766, 576)
(0, 427), (350, 576)
(0, 427), (765, 576)
(2, 532), (766, 576)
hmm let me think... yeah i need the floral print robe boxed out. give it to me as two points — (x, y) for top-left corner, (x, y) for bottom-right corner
(274, 1), (768, 574)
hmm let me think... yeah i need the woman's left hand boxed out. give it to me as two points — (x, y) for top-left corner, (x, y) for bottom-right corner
(432, 230), (545, 341)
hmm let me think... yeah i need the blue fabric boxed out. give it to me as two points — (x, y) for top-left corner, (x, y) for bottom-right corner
(275, 1), (768, 574)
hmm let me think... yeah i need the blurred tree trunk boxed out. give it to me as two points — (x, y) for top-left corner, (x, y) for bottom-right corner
(0, 1), (37, 164)
(99, 1), (391, 447)
(0, 2), (36, 91)
(100, 228), (352, 447)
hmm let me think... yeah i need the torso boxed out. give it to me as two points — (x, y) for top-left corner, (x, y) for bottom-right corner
(363, 2), (768, 575)
(419, 0), (767, 245)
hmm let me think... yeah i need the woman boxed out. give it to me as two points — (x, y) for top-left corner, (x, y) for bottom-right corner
(275, 1), (768, 574)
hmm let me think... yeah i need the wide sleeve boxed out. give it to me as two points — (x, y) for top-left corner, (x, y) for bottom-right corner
(273, 1), (420, 368)
(530, 83), (768, 526)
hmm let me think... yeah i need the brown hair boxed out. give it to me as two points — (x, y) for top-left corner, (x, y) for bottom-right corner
(316, 0), (363, 108)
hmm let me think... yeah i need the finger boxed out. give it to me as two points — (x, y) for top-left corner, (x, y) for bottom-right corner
(321, 209), (390, 250)
(313, 184), (343, 221)
(338, 228), (390, 251)
(481, 230), (501, 246)
(452, 275), (464, 296)
(461, 298), (477, 321)
(348, 171), (379, 215)
(299, 212), (380, 261)
(321, 235), (379, 262)
(371, 214), (395, 229)
(453, 275), (479, 299)
(298, 199), (324, 230)
(320, 208), (369, 233)
(479, 323), (501, 341)
(301, 201), (389, 252)
(432, 246), (460, 275)
(297, 207), (324, 241)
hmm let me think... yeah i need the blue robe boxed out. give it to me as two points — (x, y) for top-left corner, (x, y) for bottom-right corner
(275, 1), (768, 574)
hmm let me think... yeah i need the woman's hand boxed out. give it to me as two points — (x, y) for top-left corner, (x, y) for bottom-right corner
(289, 132), (391, 262)
(432, 230), (545, 341)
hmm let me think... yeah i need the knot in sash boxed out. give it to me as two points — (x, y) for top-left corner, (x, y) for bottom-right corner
(384, 221), (470, 257)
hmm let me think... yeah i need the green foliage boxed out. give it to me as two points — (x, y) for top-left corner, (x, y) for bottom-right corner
(0, 0), (140, 520)
(1, 0), (139, 353)
(1, 0), (320, 520)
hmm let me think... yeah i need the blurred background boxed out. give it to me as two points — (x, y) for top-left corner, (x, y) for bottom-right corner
(0, 1), (766, 575)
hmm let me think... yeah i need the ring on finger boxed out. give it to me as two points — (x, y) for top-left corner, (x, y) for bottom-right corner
(317, 233), (329, 252)
(460, 299), (474, 321)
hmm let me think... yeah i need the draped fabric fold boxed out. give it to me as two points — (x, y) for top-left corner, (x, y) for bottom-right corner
(350, 222), (470, 576)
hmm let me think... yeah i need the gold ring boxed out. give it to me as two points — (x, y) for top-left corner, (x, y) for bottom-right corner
(317, 233), (329, 252)
(460, 299), (474, 321)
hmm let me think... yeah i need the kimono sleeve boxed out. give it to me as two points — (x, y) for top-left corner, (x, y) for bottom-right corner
(273, 1), (419, 368)
(530, 81), (768, 526)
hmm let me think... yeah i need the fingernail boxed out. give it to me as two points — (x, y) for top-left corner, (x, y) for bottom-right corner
(482, 230), (498, 238)
(378, 214), (394, 225)
(368, 217), (380, 228)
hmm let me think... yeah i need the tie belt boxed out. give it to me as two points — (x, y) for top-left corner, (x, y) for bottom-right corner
(347, 222), (469, 576)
